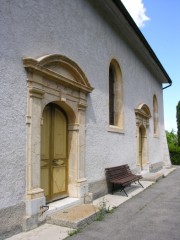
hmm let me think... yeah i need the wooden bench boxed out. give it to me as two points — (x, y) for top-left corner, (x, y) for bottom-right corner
(105, 164), (144, 197)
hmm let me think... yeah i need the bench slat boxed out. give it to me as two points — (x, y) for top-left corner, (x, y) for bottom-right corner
(105, 164), (143, 196)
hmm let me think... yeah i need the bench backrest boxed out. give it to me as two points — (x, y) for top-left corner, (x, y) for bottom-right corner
(105, 164), (133, 181)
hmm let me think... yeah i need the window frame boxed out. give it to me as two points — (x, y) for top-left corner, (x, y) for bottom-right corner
(153, 94), (159, 137)
(108, 59), (124, 133)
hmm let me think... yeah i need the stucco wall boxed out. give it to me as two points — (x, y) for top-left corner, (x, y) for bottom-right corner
(0, 0), (168, 235)
(0, 6), (28, 205)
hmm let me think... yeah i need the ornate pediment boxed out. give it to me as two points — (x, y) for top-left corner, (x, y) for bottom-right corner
(135, 103), (151, 119)
(23, 54), (93, 93)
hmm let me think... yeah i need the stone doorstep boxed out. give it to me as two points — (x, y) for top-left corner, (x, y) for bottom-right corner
(142, 172), (164, 182)
(47, 204), (99, 229)
(47, 197), (82, 216)
(142, 167), (176, 182)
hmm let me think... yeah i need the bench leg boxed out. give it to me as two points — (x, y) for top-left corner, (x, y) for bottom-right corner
(112, 183), (114, 194)
(123, 188), (128, 197)
(138, 180), (144, 188)
(120, 186), (128, 197)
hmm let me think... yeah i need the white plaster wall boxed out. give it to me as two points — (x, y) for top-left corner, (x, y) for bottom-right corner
(0, 20), (27, 208)
(0, 0), (167, 208)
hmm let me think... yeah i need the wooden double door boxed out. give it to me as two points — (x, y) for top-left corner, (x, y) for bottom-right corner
(40, 103), (68, 202)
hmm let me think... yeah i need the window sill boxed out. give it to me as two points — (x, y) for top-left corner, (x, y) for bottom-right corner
(107, 125), (124, 134)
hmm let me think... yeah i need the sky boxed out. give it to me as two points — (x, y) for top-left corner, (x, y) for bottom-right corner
(121, 0), (180, 132)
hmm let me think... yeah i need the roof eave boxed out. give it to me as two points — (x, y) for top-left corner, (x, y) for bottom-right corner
(112, 0), (172, 85)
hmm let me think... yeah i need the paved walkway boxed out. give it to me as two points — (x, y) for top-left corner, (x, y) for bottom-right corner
(6, 167), (179, 240)
(69, 167), (180, 240)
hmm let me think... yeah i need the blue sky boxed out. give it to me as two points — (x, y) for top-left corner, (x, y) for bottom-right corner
(121, 0), (180, 132)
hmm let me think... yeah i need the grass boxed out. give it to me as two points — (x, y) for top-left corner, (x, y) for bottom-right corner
(95, 198), (116, 221)
(68, 228), (82, 236)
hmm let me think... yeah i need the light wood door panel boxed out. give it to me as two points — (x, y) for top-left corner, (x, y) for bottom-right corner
(41, 103), (68, 202)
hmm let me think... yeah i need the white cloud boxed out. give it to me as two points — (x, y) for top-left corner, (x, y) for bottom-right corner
(121, 0), (150, 28)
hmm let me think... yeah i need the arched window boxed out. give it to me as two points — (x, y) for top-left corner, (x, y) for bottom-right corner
(109, 59), (123, 130)
(153, 95), (158, 135)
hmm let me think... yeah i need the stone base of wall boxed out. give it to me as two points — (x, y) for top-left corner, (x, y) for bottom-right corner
(89, 179), (109, 200)
(23, 196), (46, 231)
(149, 161), (164, 173)
(0, 202), (25, 240)
(23, 214), (46, 232)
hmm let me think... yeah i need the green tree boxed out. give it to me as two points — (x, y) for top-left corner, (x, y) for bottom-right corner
(166, 129), (177, 146)
(177, 101), (180, 146)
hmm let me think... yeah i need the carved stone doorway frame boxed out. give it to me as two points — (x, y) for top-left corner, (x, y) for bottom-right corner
(135, 104), (151, 172)
(23, 54), (93, 228)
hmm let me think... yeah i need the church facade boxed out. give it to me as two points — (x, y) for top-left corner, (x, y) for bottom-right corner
(0, 0), (171, 238)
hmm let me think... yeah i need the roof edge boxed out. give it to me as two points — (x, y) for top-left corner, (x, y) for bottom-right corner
(112, 0), (172, 84)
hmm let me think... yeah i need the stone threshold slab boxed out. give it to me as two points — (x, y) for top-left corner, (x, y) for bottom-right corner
(47, 197), (81, 215)
(142, 167), (176, 182)
(47, 204), (98, 228)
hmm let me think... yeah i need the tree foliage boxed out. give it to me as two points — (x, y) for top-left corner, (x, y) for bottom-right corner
(177, 101), (180, 146)
(165, 102), (180, 165)
(166, 129), (177, 146)
(166, 129), (180, 165)
(168, 144), (180, 165)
